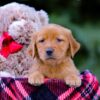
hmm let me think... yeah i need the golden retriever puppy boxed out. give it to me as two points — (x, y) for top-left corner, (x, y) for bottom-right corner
(27, 24), (81, 87)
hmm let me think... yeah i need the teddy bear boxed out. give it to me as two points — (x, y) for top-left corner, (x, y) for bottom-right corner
(0, 2), (49, 77)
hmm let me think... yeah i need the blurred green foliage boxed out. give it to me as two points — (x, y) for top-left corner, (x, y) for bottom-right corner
(0, 0), (100, 81)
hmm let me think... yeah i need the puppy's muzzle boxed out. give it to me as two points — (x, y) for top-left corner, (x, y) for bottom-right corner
(46, 48), (54, 57)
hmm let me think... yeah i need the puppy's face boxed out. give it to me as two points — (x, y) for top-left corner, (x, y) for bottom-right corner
(28, 24), (80, 64)
(36, 27), (69, 63)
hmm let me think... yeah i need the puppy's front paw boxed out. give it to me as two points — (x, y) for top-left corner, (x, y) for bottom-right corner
(65, 75), (81, 87)
(28, 72), (44, 86)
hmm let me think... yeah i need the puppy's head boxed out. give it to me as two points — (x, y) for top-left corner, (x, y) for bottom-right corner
(27, 24), (80, 64)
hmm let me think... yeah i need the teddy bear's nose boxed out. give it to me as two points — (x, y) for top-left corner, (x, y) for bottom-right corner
(46, 48), (54, 56)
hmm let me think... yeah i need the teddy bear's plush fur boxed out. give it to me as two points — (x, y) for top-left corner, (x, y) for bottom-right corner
(0, 2), (49, 77)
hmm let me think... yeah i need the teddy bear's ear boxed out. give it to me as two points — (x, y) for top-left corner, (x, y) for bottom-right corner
(27, 34), (37, 58)
(66, 30), (80, 58)
(37, 10), (49, 26)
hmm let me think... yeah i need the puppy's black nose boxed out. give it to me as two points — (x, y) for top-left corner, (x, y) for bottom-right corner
(46, 48), (54, 56)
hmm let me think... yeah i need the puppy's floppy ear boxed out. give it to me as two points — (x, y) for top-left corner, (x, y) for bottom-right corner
(66, 30), (80, 58)
(27, 34), (37, 58)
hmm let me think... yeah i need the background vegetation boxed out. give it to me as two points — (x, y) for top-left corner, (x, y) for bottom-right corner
(0, 0), (100, 81)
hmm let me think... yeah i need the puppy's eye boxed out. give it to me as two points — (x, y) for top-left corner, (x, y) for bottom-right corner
(56, 38), (64, 42)
(38, 39), (45, 43)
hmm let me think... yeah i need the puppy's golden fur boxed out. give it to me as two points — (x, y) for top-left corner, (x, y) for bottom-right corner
(27, 24), (81, 87)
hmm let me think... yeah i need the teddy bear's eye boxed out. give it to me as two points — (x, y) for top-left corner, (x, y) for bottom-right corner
(12, 17), (17, 21)
(38, 39), (45, 43)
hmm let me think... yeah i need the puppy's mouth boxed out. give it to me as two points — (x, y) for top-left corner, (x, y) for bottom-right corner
(45, 57), (56, 60)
